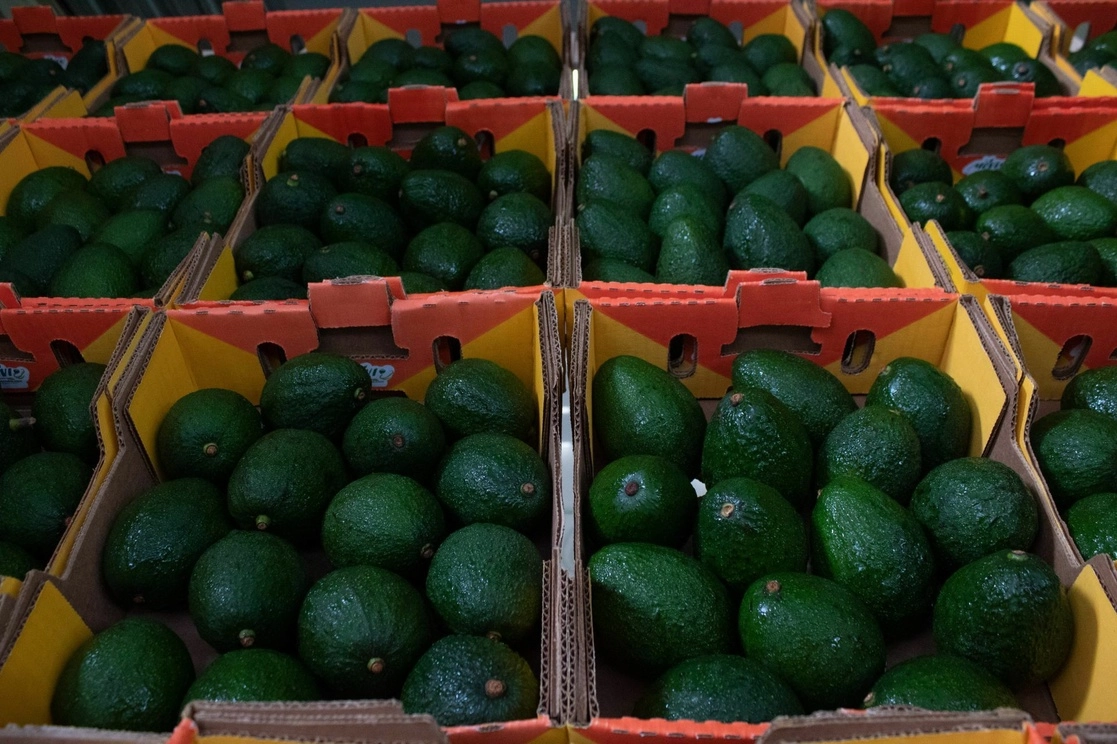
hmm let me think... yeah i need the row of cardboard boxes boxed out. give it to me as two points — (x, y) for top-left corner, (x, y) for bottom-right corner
(2, 273), (1117, 740)
(7, 0), (1117, 128)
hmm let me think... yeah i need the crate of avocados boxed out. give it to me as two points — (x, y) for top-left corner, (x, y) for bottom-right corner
(573, 0), (823, 98)
(567, 90), (944, 293)
(871, 91), (1117, 303)
(812, 0), (1078, 102)
(0, 282), (566, 736)
(108, 1), (348, 118)
(1029, 0), (1117, 95)
(0, 7), (132, 122)
(177, 97), (565, 305)
(564, 275), (1117, 732)
(323, 0), (568, 105)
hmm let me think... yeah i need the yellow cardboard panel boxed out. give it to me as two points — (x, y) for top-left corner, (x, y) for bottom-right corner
(24, 131), (90, 177)
(827, 106), (868, 204)
(0, 132), (43, 218)
(199, 246), (240, 302)
(924, 222), (983, 299)
(894, 229), (940, 290)
(939, 303), (1008, 455)
(1010, 312), (1070, 400)
(304, 17), (339, 57)
(0, 577), (19, 597)
(962, 6), (1015, 50)
(1078, 69), (1117, 97)
(497, 110), (559, 180)
(262, 113), (325, 180)
(0, 582), (92, 725)
(518, 4), (564, 52)
(123, 25), (193, 73)
(744, 7), (806, 57)
(1064, 118), (1117, 176)
(1049, 566), (1117, 722)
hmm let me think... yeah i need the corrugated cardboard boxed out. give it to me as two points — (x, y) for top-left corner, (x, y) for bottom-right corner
(113, 1), (348, 116)
(564, 274), (1117, 731)
(319, 0), (567, 106)
(565, 93), (943, 295)
(0, 7), (132, 122)
(1030, 0), (1117, 97)
(179, 98), (566, 306)
(813, 0), (1077, 101)
(759, 709), (1043, 744)
(0, 724), (166, 743)
(869, 93), (1117, 303)
(1057, 722), (1117, 744)
(0, 284), (566, 736)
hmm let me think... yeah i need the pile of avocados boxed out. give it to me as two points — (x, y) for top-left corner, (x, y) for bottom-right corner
(234, 125), (551, 300)
(1034, 366), (1117, 562)
(0, 362), (107, 579)
(891, 143), (1117, 284)
(103, 42), (330, 116)
(1066, 29), (1117, 77)
(47, 352), (548, 731)
(588, 349), (1071, 722)
(577, 125), (900, 288)
(0, 40), (109, 118)
(822, 9), (1061, 98)
(586, 15), (815, 97)
(0, 135), (249, 298)
(330, 27), (562, 103)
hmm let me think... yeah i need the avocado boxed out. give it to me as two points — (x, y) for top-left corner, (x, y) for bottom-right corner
(191, 135), (250, 186)
(742, 170), (809, 226)
(88, 156), (162, 211)
(195, 86), (252, 114)
(578, 199), (659, 273)
(649, 150), (729, 210)
(867, 357), (972, 470)
(185, 649), (320, 705)
(577, 155), (656, 219)
(1077, 160), (1117, 207)
(591, 16), (644, 50)
(279, 138), (350, 185)
(812, 476), (936, 634)
(803, 207), (878, 262)
(147, 44), (201, 76)
(91, 210), (167, 266)
(817, 248), (902, 288)
(634, 654), (802, 723)
(412, 46), (455, 74)
(583, 131), (652, 177)
(1031, 185), (1117, 242)
(453, 50), (511, 87)
(785, 146), (853, 216)
(914, 33), (960, 63)
(947, 230), (1004, 278)
(52, 618), (194, 732)
(343, 146), (410, 204)
(156, 387), (262, 483)
(402, 634), (538, 725)
(229, 276), (308, 301)
(31, 362), (106, 463)
(194, 55), (237, 86)
(391, 68), (455, 88)
(189, 530), (307, 652)
(694, 477), (807, 594)
(655, 216), (730, 285)
(0, 540), (36, 578)
(818, 405), (922, 505)
(703, 125), (779, 193)
(401, 223), (483, 290)
(0, 224), (83, 295)
(0, 401), (37, 475)
(436, 433), (550, 533)
(934, 550), (1073, 685)
(424, 358), (536, 443)
(865, 655), (1019, 711)
(257, 171), (338, 231)
(723, 193), (815, 274)
(410, 126), (484, 181)
(362, 38), (416, 70)
(234, 224), (321, 284)
(583, 258), (657, 283)
(950, 64), (1001, 97)
(322, 472), (445, 575)
(301, 240), (399, 284)
(590, 542), (733, 673)
(399, 169), (485, 230)
(0, 217), (26, 261)
(399, 272), (447, 294)
(319, 192), (408, 259)
(102, 478), (232, 609)
(463, 248), (546, 289)
(341, 396), (445, 481)
(1009, 241), (1104, 285)
(227, 428), (347, 538)
(1031, 408), (1117, 509)
(478, 149), (552, 203)
(764, 63), (815, 96)
(954, 170), (1023, 215)
(36, 189), (110, 242)
(589, 66), (643, 95)
(224, 68), (274, 105)
(648, 184), (724, 239)
(975, 204), (1058, 262)
(172, 175), (244, 233)
(732, 348), (856, 447)
(0, 452), (90, 559)
(739, 572), (885, 710)
(592, 355), (706, 478)
(821, 9), (877, 58)
(476, 192), (552, 261)
(1062, 365), (1117, 420)
(889, 149), (953, 197)
(112, 68), (173, 100)
(298, 564), (432, 696)
(847, 64), (902, 96)
(589, 454), (696, 547)
(259, 351), (372, 439)
(1066, 492), (1117, 560)
(900, 182), (973, 231)
(1002, 144), (1075, 202)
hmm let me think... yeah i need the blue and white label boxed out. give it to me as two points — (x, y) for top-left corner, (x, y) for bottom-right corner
(362, 363), (395, 388)
(961, 154), (1006, 175)
(0, 365), (31, 390)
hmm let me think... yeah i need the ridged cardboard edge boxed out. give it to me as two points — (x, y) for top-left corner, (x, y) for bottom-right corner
(0, 725), (165, 743)
(181, 701), (443, 743)
(1057, 722), (1117, 744)
(759, 709), (1034, 743)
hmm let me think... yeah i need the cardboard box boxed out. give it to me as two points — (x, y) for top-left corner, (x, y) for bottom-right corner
(318, 0), (569, 106)
(566, 92), (945, 293)
(870, 92), (1117, 303)
(113, 1), (348, 117)
(1057, 723), (1117, 744)
(1030, 0), (1117, 96)
(812, 0), (1078, 102)
(0, 724), (167, 743)
(179, 98), (566, 305)
(564, 274), (1117, 729)
(0, 103), (267, 390)
(0, 282), (567, 736)
(570, 0), (822, 98)
(0, 7), (133, 122)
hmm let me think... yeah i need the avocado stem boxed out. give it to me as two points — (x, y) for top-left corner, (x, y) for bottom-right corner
(729, 393), (743, 407)
(238, 629), (255, 647)
(368, 657), (385, 674)
(623, 481), (639, 497)
(521, 482), (536, 496)
(485, 679), (506, 699)
(719, 502), (735, 518)
(203, 442), (219, 457)
(353, 388), (367, 401)
(765, 579), (781, 594)
(391, 434), (405, 449)
(8, 417), (34, 431)
(485, 630), (502, 642)
(420, 543), (435, 560)
(255, 515), (270, 531)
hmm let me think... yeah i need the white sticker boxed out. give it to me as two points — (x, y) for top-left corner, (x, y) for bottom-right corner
(362, 363), (395, 388)
(961, 154), (1006, 175)
(44, 54), (69, 69)
(0, 365), (31, 389)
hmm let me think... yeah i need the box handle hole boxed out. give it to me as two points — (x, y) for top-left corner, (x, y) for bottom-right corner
(668, 334), (698, 378)
(1053, 334), (1091, 380)
(841, 330), (875, 374)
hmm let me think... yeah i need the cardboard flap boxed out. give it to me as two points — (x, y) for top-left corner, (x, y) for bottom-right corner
(113, 102), (183, 143)
(387, 86), (461, 123)
(307, 277), (397, 329)
(681, 83), (751, 123)
(223, 0), (267, 31)
(440, 0), (483, 24)
(759, 709), (1033, 743)
(973, 83), (1038, 128)
(185, 700), (446, 743)
(0, 725), (165, 743)
(735, 276), (832, 330)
